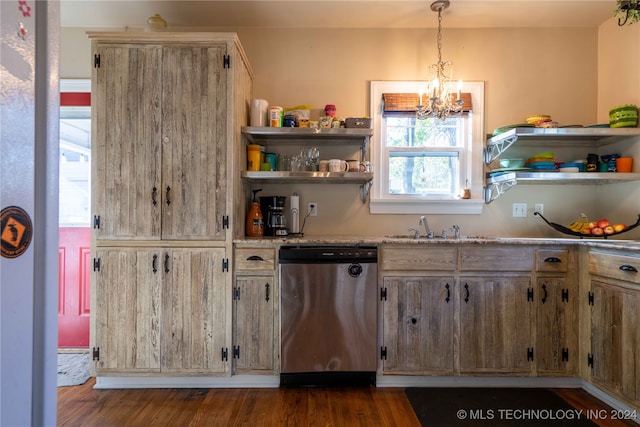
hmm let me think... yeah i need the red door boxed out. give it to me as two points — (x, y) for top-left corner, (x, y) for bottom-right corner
(58, 227), (91, 347)
(58, 88), (91, 348)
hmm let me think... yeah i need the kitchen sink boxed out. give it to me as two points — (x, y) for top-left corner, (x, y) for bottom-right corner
(384, 234), (498, 241)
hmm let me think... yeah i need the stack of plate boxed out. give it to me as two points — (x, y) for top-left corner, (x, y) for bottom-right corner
(526, 152), (557, 171)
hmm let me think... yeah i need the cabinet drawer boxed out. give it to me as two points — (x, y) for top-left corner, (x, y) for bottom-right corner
(536, 249), (569, 273)
(589, 251), (640, 284)
(459, 247), (533, 271)
(235, 248), (276, 271)
(381, 247), (457, 271)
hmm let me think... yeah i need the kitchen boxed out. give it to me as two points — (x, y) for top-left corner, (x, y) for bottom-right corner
(76, 0), (640, 415)
(4, 0), (640, 425)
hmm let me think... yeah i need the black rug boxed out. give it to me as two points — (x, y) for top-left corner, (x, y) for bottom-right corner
(406, 388), (596, 426)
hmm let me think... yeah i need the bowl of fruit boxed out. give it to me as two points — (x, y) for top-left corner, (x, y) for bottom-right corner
(534, 212), (640, 238)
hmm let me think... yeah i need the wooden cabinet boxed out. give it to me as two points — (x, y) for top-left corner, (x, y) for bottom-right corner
(89, 32), (253, 379)
(380, 244), (577, 377)
(233, 246), (277, 374)
(589, 251), (640, 408)
(91, 37), (237, 241)
(459, 246), (534, 374)
(382, 276), (454, 375)
(92, 248), (227, 375)
(535, 249), (578, 376)
(458, 276), (533, 374)
(379, 247), (455, 375)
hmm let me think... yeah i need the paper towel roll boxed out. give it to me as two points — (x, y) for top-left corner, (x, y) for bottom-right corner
(290, 194), (300, 234)
(250, 99), (268, 127)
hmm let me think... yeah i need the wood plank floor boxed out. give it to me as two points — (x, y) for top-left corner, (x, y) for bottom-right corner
(57, 378), (638, 427)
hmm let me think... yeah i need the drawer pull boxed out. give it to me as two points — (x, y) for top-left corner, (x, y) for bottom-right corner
(544, 257), (561, 263)
(247, 255), (264, 261)
(619, 264), (638, 273)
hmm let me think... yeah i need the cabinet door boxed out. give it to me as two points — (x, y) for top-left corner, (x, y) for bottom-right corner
(92, 44), (162, 240)
(382, 276), (454, 375)
(536, 277), (577, 375)
(233, 276), (275, 373)
(92, 248), (162, 374)
(161, 248), (227, 374)
(591, 280), (640, 406)
(161, 45), (228, 240)
(459, 277), (533, 374)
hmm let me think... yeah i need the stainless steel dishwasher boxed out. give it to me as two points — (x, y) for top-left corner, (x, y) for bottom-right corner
(279, 245), (378, 387)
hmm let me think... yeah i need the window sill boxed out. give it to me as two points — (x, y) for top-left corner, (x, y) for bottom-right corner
(369, 198), (484, 215)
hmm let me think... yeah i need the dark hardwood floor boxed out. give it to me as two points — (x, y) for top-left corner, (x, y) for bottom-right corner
(57, 378), (637, 427)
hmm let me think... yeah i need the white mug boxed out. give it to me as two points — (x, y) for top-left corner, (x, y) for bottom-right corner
(328, 159), (349, 172)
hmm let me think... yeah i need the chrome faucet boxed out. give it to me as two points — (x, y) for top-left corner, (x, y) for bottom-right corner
(408, 227), (421, 239)
(451, 224), (461, 239)
(419, 216), (434, 239)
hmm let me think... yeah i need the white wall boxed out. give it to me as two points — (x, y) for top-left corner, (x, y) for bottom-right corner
(61, 22), (640, 239)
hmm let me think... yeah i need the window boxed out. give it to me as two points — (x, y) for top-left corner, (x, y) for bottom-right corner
(369, 81), (485, 215)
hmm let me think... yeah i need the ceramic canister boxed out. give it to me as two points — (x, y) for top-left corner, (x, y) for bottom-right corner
(250, 99), (269, 126)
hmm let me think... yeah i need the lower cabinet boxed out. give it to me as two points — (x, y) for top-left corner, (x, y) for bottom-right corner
(233, 276), (275, 373)
(92, 247), (228, 375)
(232, 246), (277, 374)
(535, 276), (577, 375)
(589, 250), (640, 408)
(458, 276), (533, 374)
(381, 276), (454, 375)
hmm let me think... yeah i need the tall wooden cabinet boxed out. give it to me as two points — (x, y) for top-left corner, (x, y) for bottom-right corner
(89, 32), (253, 377)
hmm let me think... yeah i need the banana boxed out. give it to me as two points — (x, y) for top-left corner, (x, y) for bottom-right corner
(569, 213), (589, 232)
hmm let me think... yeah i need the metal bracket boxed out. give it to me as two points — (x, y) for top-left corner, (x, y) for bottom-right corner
(484, 133), (519, 164)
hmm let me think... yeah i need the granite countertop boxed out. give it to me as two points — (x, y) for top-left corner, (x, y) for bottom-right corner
(233, 235), (640, 250)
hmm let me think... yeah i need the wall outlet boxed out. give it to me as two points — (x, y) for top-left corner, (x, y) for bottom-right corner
(308, 202), (317, 217)
(534, 203), (544, 215)
(512, 203), (527, 218)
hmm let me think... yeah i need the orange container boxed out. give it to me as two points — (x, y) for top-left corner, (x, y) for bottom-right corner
(247, 144), (262, 171)
(616, 157), (633, 173)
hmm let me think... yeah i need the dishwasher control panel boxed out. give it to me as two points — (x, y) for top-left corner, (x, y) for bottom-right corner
(279, 245), (377, 263)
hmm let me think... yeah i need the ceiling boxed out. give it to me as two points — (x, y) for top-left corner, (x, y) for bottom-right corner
(60, 0), (617, 29)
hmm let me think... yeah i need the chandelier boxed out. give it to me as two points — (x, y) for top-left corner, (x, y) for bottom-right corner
(417, 0), (464, 121)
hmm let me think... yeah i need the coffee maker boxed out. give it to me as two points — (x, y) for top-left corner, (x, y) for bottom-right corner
(260, 196), (288, 237)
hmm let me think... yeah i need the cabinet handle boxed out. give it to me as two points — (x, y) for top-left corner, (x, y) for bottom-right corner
(541, 284), (548, 304)
(265, 282), (270, 302)
(464, 283), (470, 303)
(445, 283), (450, 303)
(544, 257), (561, 263)
(166, 186), (171, 206)
(247, 255), (264, 261)
(152, 186), (158, 206)
(152, 254), (158, 273)
(619, 264), (638, 273)
(164, 253), (170, 273)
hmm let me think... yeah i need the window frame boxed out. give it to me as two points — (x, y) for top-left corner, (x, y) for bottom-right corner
(369, 80), (485, 215)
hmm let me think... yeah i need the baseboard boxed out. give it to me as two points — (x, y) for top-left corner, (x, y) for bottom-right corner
(376, 376), (583, 388)
(94, 375), (280, 389)
(581, 381), (640, 425)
